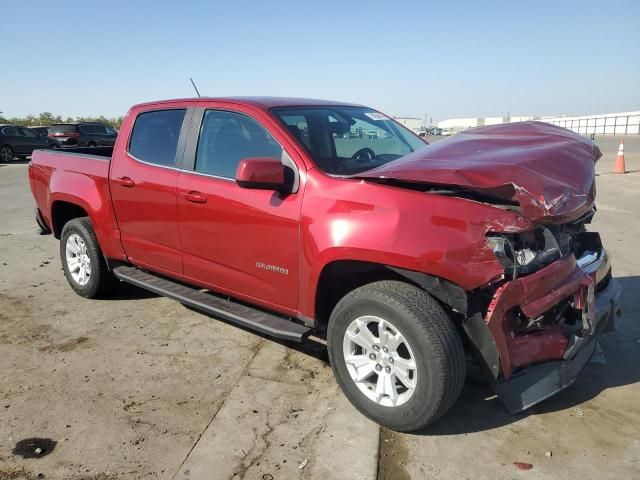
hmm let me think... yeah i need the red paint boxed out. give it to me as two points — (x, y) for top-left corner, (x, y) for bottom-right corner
(513, 462), (534, 470)
(235, 157), (285, 188)
(28, 97), (611, 380)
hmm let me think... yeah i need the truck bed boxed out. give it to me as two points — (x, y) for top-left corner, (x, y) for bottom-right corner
(52, 145), (114, 158)
(29, 147), (125, 259)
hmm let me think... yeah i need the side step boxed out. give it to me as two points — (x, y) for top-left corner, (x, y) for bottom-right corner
(112, 266), (311, 342)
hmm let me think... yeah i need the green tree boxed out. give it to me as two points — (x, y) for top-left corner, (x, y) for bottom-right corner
(0, 112), (124, 128)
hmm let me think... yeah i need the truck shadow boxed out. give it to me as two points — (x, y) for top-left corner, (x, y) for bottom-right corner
(107, 282), (159, 300)
(417, 274), (640, 436)
(101, 284), (331, 361)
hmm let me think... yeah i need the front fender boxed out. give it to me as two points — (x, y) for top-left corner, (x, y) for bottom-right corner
(298, 170), (532, 319)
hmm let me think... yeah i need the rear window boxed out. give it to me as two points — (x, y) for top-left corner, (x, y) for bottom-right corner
(50, 125), (78, 134)
(128, 109), (186, 167)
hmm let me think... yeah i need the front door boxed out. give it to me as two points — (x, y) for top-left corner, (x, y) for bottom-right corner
(176, 107), (302, 312)
(110, 107), (190, 275)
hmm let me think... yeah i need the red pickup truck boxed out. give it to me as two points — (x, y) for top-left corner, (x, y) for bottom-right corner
(29, 97), (622, 431)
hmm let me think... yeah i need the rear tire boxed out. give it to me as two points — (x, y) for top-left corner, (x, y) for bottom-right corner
(60, 217), (117, 298)
(327, 280), (465, 432)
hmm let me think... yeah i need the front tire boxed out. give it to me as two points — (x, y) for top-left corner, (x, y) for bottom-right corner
(327, 280), (465, 432)
(60, 217), (117, 298)
(0, 145), (13, 163)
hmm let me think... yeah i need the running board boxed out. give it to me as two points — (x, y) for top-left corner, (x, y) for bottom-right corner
(112, 266), (311, 342)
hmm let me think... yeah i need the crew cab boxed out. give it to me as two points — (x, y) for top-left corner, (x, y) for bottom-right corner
(29, 97), (622, 431)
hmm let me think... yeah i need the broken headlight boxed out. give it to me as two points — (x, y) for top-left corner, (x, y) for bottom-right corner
(487, 227), (561, 278)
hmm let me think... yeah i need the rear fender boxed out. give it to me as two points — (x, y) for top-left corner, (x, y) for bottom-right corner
(49, 170), (126, 260)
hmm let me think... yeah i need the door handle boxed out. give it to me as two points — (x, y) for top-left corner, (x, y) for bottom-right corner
(181, 191), (207, 204)
(115, 176), (136, 188)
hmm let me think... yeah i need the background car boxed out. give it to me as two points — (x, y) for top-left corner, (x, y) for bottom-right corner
(0, 124), (51, 162)
(48, 122), (117, 148)
(27, 126), (61, 149)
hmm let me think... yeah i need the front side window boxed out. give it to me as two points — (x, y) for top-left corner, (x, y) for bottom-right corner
(128, 109), (186, 167)
(272, 106), (426, 175)
(195, 110), (283, 178)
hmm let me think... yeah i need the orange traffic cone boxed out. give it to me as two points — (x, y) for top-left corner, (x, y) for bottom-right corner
(614, 139), (626, 174)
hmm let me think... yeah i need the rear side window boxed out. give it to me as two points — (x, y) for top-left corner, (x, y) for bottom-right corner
(128, 109), (186, 167)
(195, 110), (283, 178)
(50, 125), (78, 134)
(1, 126), (18, 136)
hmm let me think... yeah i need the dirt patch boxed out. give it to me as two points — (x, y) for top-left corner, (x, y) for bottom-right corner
(0, 294), (54, 346)
(39, 336), (90, 353)
(0, 466), (39, 480)
(377, 429), (410, 480)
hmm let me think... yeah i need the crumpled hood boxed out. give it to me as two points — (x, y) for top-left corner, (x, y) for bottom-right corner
(356, 122), (599, 223)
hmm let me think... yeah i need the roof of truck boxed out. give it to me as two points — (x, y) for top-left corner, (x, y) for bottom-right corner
(131, 96), (364, 111)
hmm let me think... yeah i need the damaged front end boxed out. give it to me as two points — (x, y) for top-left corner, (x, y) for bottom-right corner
(463, 215), (622, 413)
(355, 121), (623, 413)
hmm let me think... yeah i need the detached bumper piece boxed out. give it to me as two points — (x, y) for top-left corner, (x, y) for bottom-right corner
(494, 277), (622, 413)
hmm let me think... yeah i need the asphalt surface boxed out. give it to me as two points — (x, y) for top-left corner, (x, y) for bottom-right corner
(0, 135), (638, 479)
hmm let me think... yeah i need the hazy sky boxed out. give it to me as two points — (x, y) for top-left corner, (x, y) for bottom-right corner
(2, 0), (639, 121)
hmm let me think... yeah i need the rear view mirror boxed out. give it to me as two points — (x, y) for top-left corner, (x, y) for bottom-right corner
(235, 157), (287, 191)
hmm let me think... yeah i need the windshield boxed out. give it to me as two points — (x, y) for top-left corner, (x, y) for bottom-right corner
(271, 106), (427, 175)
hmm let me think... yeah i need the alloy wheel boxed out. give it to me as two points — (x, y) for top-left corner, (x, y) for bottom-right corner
(65, 233), (91, 286)
(342, 315), (417, 407)
(0, 146), (12, 162)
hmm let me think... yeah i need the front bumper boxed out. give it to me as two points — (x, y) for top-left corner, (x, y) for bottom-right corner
(470, 244), (623, 413)
(493, 276), (621, 413)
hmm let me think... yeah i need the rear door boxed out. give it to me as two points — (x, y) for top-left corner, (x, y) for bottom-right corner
(176, 104), (303, 312)
(110, 106), (194, 275)
(18, 127), (48, 152)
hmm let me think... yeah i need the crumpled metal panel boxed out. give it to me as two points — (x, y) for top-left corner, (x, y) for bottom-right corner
(357, 122), (598, 223)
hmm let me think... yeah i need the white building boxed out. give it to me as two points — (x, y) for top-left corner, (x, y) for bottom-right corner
(393, 117), (423, 133)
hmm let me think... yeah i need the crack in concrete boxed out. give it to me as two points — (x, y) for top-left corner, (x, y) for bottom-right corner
(170, 339), (265, 480)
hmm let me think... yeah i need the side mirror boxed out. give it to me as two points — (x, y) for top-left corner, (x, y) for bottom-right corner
(235, 157), (287, 191)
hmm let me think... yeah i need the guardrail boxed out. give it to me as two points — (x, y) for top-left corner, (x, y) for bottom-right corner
(540, 112), (640, 136)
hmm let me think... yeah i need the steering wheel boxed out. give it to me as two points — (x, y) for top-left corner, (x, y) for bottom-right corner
(351, 148), (376, 162)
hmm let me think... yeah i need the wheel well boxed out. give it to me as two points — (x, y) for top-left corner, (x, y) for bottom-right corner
(51, 201), (88, 238)
(314, 260), (411, 333)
